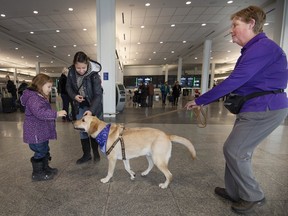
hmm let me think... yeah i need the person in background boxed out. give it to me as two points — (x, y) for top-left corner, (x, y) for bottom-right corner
(172, 81), (181, 106)
(160, 81), (170, 105)
(147, 81), (154, 107)
(194, 89), (200, 98)
(21, 73), (67, 181)
(185, 5), (288, 214)
(17, 80), (29, 112)
(6, 75), (17, 110)
(138, 82), (147, 107)
(66, 51), (103, 164)
(58, 67), (72, 121)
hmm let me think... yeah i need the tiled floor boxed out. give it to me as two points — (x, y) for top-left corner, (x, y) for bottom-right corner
(0, 96), (287, 216)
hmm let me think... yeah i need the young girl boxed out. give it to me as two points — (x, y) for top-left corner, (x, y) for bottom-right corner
(21, 74), (67, 181)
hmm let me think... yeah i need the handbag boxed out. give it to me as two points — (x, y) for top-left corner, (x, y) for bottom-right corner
(224, 89), (284, 114)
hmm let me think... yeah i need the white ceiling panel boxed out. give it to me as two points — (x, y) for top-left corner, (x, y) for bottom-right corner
(0, 0), (278, 76)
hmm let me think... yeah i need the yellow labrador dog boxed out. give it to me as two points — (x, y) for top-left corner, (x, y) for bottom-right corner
(74, 115), (196, 189)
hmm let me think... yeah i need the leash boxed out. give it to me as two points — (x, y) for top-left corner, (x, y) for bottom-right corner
(106, 126), (126, 160)
(124, 106), (207, 128)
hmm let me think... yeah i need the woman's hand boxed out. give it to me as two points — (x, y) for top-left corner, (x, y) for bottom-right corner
(75, 95), (85, 103)
(184, 100), (201, 110)
(83, 110), (92, 116)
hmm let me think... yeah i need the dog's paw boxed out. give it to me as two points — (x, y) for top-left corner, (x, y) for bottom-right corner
(100, 177), (110, 183)
(129, 172), (136, 180)
(141, 171), (148, 176)
(159, 183), (168, 189)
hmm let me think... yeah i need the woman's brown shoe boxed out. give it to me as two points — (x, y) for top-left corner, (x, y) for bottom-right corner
(231, 198), (266, 214)
(214, 187), (236, 202)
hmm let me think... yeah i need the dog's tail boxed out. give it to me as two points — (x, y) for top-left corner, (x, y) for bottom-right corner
(169, 135), (196, 159)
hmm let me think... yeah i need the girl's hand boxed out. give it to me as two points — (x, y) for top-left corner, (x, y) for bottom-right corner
(57, 110), (67, 117)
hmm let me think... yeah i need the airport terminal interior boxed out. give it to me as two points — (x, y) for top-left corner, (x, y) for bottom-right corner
(0, 95), (287, 216)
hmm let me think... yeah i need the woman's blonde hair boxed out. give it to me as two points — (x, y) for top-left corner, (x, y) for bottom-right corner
(231, 5), (266, 34)
(29, 73), (53, 99)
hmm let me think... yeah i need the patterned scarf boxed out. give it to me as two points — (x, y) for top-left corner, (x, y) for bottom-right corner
(95, 124), (111, 154)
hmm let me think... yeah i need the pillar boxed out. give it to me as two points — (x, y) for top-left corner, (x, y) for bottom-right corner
(201, 40), (212, 94)
(177, 57), (182, 83)
(96, 0), (116, 117)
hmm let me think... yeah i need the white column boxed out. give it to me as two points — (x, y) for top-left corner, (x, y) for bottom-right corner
(177, 57), (182, 83)
(278, 0), (288, 93)
(35, 62), (40, 75)
(13, 68), (17, 84)
(210, 63), (215, 89)
(201, 40), (212, 94)
(165, 64), (168, 82)
(96, 0), (116, 117)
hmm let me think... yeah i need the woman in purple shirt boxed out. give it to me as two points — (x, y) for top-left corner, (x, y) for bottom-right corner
(185, 6), (288, 214)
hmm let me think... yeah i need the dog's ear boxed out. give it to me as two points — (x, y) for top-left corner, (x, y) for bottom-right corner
(88, 119), (98, 134)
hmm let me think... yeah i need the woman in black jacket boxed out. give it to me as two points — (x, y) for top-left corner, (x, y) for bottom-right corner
(66, 51), (103, 164)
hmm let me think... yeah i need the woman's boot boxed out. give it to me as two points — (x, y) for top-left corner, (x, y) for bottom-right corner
(43, 154), (58, 175)
(76, 138), (92, 164)
(31, 157), (54, 181)
(90, 137), (100, 162)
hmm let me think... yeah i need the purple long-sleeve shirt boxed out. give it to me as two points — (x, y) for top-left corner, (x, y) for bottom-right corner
(196, 32), (288, 113)
(21, 89), (58, 144)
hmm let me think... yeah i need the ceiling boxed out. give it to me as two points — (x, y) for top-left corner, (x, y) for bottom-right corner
(0, 0), (277, 81)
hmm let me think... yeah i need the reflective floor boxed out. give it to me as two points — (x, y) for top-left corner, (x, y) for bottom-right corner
(0, 97), (287, 216)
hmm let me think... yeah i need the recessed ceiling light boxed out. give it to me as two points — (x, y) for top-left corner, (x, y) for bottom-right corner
(186, 1), (192, 5)
(50, 61), (54, 64)
(56, 30), (60, 33)
(137, 42), (141, 45)
(201, 23), (206, 26)
(68, 8), (73, 11)
(73, 44), (77, 47)
(164, 58), (167, 60)
(68, 54), (71, 56)
(195, 57), (198, 60)
(53, 45), (57, 48)
(153, 51), (156, 54)
(171, 51), (174, 53)
(183, 41), (187, 43)
(21, 56), (24, 59)
(149, 58), (152, 60)
(141, 25), (145, 28)
(83, 28), (87, 31)
(160, 41), (163, 44)
(15, 47), (18, 50)
(1, 14), (6, 17)
(33, 11), (38, 14)
(30, 31), (34, 34)
(145, 3), (150, 7)
(171, 24), (175, 27)
(264, 22), (269, 26)
(227, 1), (233, 4)
(94, 44), (97, 46)
(227, 50), (231, 52)
(36, 55), (39, 58)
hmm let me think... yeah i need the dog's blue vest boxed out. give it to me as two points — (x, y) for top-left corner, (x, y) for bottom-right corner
(95, 124), (111, 154)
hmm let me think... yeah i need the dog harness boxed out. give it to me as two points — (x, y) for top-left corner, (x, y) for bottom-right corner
(95, 124), (126, 160)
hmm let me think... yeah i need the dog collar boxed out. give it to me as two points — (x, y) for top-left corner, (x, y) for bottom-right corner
(95, 123), (111, 154)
